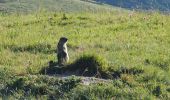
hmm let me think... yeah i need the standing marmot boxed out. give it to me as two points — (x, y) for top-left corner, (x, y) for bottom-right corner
(57, 37), (69, 66)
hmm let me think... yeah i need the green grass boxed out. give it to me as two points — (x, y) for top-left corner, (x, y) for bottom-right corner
(0, 0), (120, 13)
(0, 10), (170, 99)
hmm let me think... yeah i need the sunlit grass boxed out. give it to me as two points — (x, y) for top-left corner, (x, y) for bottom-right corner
(0, 10), (170, 99)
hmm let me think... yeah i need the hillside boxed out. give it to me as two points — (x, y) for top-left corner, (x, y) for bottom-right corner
(0, 10), (170, 99)
(93, 0), (170, 11)
(0, 0), (116, 13)
(1, 0), (170, 13)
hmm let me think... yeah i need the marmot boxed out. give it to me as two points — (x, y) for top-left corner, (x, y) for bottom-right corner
(57, 37), (69, 66)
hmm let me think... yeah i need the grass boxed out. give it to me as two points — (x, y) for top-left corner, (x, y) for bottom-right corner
(0, 75), (81, 99)
(0, 0), (120, 13)
(0, 10), (170, 99)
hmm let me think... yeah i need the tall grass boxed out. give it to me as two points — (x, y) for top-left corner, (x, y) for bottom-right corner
(0, 8), (170, 99)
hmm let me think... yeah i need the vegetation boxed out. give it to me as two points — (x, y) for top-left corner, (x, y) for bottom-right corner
(0, 4), (170, 99)
(0, 74), (81, 99)
(0, 0), (117, 13)
(68, 54), (108, 75)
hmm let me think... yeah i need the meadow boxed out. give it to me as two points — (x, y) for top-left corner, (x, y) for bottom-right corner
(0, 0), (116, 13)
(0, 10), (170, 99)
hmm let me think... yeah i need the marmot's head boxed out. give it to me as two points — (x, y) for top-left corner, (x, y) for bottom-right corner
(58, 37), (68, 45)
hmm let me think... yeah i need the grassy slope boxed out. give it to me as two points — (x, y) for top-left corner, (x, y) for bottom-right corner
(0, 0), (118, 13)
(0, 10), (170, 99)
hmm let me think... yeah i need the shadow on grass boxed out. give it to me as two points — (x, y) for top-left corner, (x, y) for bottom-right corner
(3, 44), (55, 54)
(40, 54), (144, 79)
(0, 75), (81, 99)
(40, 54), (109, 78)
(40, 60), (99, 77)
